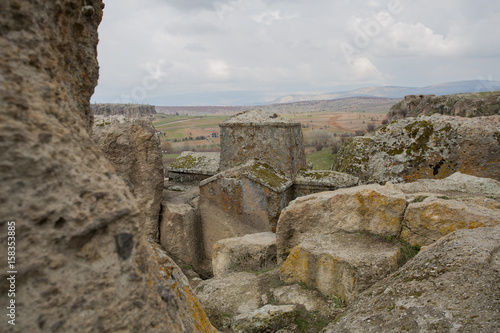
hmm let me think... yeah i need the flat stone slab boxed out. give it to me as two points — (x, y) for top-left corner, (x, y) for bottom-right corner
(232, 304), (297, 333)
(168, 151), (220, 175)
(213, 232), (277, 277)
(280, 232), (401, 304)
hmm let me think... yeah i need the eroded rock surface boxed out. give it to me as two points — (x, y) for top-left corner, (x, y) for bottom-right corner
(331, 114), (500, 183)
(322, 227), (500, 333)
(0, 1), (215, 332)
(93, 116), (164, 240)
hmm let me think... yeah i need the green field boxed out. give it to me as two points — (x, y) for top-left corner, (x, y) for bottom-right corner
(306, 148), (335, 170)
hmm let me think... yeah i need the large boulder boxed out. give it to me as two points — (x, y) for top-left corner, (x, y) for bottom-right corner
(212, 232), (277, 277)
(276, 184), (407, 262)
(280, 233), (402, 304)
(331, 114), (500, 183)
(0, 1), (215, 332)
(322, 226), (500, 333)
(93, 116), (164, 240)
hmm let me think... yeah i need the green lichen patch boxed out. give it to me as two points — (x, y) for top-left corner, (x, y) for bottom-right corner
(244, 161), (291, 190)
(169, 152), (219, 174)
(170, 154), (208, 169)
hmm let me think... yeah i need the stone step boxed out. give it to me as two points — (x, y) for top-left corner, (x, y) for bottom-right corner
(280, 232), (402, 304)
(212, 232), (277, 277)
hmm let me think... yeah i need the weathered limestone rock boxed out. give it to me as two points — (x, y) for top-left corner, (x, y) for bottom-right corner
(293, 169), (359, 197)
(0, 1), (215, 332)
(91, 103), (156, 118)
(401, 196), (500, 246)
(272, 284), (332, 315)
(160, 203), (205, 272)
(167, 151), (220, 184)
(220, 109), (307, 179)
(200, 160), (293, 261)
(93, 116), (164, 240)
(322, 226), (500, 333)
(388, 91), (500, 120)
(331, 114), (500, 183)
(232, 304), (297, 333)
(280, 233), (401, 304)
(212, 232), (277, 277)
(195, 272), (264, 315)
(276, 185), (407, 262)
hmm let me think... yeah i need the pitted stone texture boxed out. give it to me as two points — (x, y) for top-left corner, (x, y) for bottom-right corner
(401, 196), (500, 246)
(220, 109), (306, 179)
(276, 184), (407, 262)
(332, 114), (500, 183)
(232, 304), (297, 333)
(212, 232), (277, 277)
(322, 227), (500, 333)
(0, 2), (215, 332)
(93, 116), (164, 240)
(195, 272), (264, 315)
(280, 233), (401, 304)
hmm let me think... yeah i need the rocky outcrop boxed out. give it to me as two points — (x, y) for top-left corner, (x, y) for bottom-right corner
(322, 226), (500, 333)
(91, 103), (156, 118)
(280, 233), (402, 304)
(388, 91), (500, 120)
(93, 116), (164, 240)
(276, 185), (408, 262)
(331, 114), (500, 183)
(212, 232), (277, 277)
(0, 1), (215, 332)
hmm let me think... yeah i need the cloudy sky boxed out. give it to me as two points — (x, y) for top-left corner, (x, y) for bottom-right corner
(91, 0), (500, 105)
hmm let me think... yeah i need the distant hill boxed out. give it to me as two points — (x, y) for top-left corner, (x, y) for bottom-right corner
(272, 80), (500, 104)
(155, 97), (399, 116)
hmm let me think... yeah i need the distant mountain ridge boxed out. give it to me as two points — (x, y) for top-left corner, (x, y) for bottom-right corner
(272, 80), (500, 104)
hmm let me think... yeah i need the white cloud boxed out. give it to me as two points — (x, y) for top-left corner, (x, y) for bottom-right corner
(92, 0), (500, 105)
